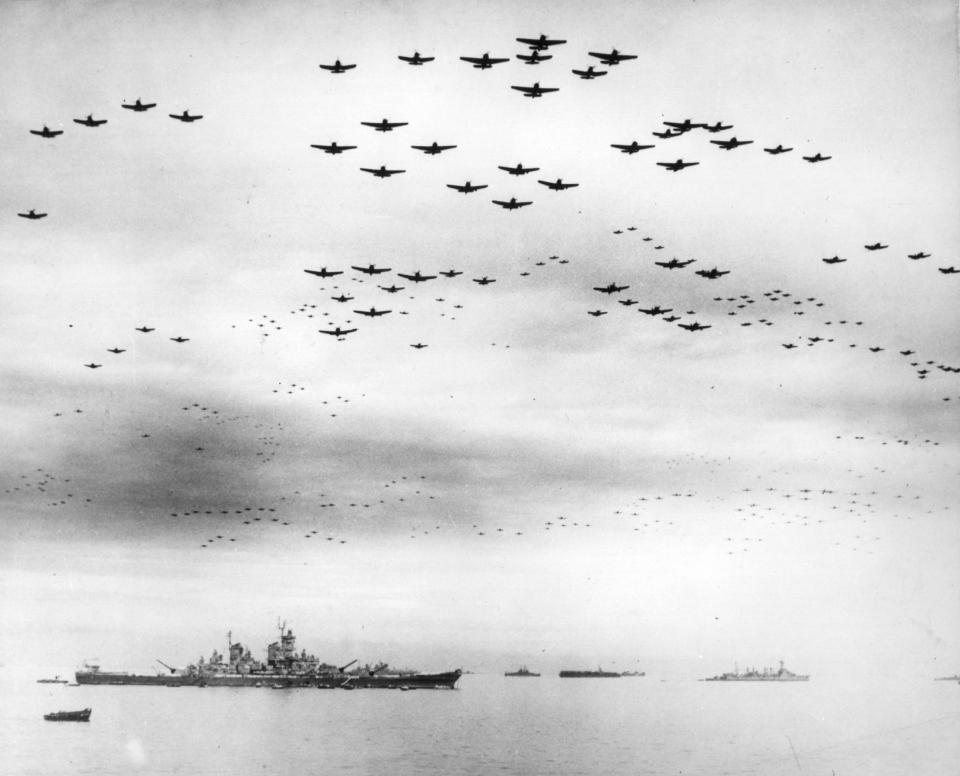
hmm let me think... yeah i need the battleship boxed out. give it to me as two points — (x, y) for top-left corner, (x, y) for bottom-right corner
(75, 623), (461, 689)
(703, 660), (809, 682)
(559, 668), (620, 678)
(504, 666), (540, 677)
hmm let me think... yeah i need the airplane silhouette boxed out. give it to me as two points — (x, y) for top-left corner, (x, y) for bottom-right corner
(446, 181), (487, 193)
(410, 343), (429, 349)
(304, 268), (343, 278)
(594, 283), (628, 294)
(803, 152), (831, 163)
(587, 310), (607, 317)
(73, 114), (107, 127)
(439, 270), (463, 277)
(397, 271), (437, 283)
(473, 277), (496, 285)
(588, 49), (637, 65)
(764, 145), (793, 154)
(121, 99), (156, 111)
(938, 266), (958, 274)
(710, 137), (753, 150)
(516, 51), (552, 64)
(361, 118), (408, 132)
(379, 285), (404, 293)
(572, 66), (607, 79)
(352, 264), (391, 275)
(107, 348), (126, 354)
(679, 322), (711, 331)
(611, 141), (654, 154)
(319, 327), (358, 336)
(135, 326), (155, 333)
(516, 34), (567, 50)
(655, 258), (696, 269)
(398, 52), (434, 65)
(664, 119), (706, 132)
(511, 82), (559, 98)
(907, 252), (930, 260)
(17, 209), (47, 219)
(459, 53), (510, 69)
(639, 306), (672, 315)
(30, 125), (63, 138)
(360, 166), (405, 177)
(353, 307), (391, 317)
(498, 163), (539, 175)
(319, 60), (356, 73)
(695, 267), (731, 279)
(652, 129), (684, 139)
(169, 110), (203, 122)
(170, 337), (190, 343)
(538, 178), (578, 190)
(492, 198), (532, 209)
(310, 142), (357, 154)
(411, 142), (457, 155)
(331, 294), (353, 303)
(702, 121), (733, 133)
(822, 256), (846, 264)
(657, 159), (699, 171)
(84, 363), (102, 369)
(864, 243), (887, 250)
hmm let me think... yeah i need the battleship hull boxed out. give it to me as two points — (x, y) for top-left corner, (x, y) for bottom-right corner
(76, 669), (461, 689)
(559, 670), (620, 678)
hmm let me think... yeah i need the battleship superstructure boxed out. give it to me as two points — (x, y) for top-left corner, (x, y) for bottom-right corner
(504, 666), (540, 677)
(703, 660), (809, 682)
(75, 622), (461, 689)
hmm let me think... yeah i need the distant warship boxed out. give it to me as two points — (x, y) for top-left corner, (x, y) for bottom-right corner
(504, 666), (540, 677)
(76, 621), (461, 689)
(559, 667), (620, 678)
(703, 660), (809, 682)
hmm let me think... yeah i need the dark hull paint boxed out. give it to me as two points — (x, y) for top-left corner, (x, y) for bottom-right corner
(559, 671), (620, 678)
(76, 669), (461, 689)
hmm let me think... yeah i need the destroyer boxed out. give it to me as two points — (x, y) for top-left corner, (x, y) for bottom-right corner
(76, 622), (461, 689)
(703, 660), (809, 681)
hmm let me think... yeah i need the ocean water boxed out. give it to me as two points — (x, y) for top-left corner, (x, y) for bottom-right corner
(3, 670), (958, 776)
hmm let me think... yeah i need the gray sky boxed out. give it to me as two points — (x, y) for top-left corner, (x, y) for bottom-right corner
(1, 0), (958, 676)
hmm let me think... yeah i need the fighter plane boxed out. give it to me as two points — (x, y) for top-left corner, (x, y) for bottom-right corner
(331, 294), (353, 303)
(611, 141), (655, 154)
(938, 266), (958, 274)
(587, 310), (607, 317)
(84, 363), (102, 369)
(397, 271), (437, 283)
(169, 110), (203, 122)
(868, 346), (884, 353)
(439, 270), (463, 277)
(379, 285), (404, 293)
(446, 181), (488, 193)
(864, 243), (888, 250)
(135, 326), (155, 333)
(319, 60), (356, 73)
(572, 66), (607, 79)
(73, 114), (108, 127)
(516, 34), (567, 50)
(702, 121), (733, 133)
(492, 198), (532, 209)
(398, 52), (434, 65)
(538, 178), (579, 190)
(170, 336), (190, 343)
(782, 343), (798, 349)
(652, 129), (684, 139)
(310, 142), (357, 154)
(29, 125), (63, 138)
(663, 315), (681, 322)
(695, 267), (731, 279)
(352, 264), (391, 274)
(411, 142), (457, 155)
(803, 152), (831, 163)
(763, 145), (793, 154)
(907, 252), (930, 260)
(319, 327), (358, 336)
(655, 258), (696, 269)
(618, 299), (639, 307)
(410, 343), (429, 349)
(822, 256), (846, 264)
(639, 305), (672, 315)
(17, 209), (47, 219)
(361, 118), (408, 132)
(510, 82), (559, 98)
(710, 136), (753, 150)
(657, 159), (699, 171)
(121, 99), (156, 111)
(588, 49), (637, 65)
(664, 119), (706, 132)
(594, 283), (629, 294)
(107, 348), (126, 354)
(473, 277), (496, 285)
(679, 322), (711, 331)
(360, 166), (405, 177)
(354, 307), (391, 317)
(499, 163), (539, 175)
(899, 350), (915, 356)
(304, 268), (343, 278)
(459, 52), (510, 69)
(516, 51), (552, 64)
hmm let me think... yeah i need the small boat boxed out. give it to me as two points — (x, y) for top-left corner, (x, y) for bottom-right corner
(270, 683), (287, 689)
(44, 708), (91, 721)
(36, 675), (69, 684)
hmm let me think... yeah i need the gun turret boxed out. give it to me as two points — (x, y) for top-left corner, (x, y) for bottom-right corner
(338, 659), (357, 673)
(156, 659), (178, 674)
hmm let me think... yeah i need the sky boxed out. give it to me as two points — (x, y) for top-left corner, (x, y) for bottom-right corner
(1, 0), (958, 678)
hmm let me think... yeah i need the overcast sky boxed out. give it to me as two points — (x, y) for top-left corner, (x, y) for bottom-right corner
(1, 0), (958, 676)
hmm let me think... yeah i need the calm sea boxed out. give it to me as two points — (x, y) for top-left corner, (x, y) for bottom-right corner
(3, 669), (958, 776)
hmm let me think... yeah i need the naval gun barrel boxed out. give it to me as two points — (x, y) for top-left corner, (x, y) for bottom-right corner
(156, 659), (178, 674)
(338, 659), (357, 673)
